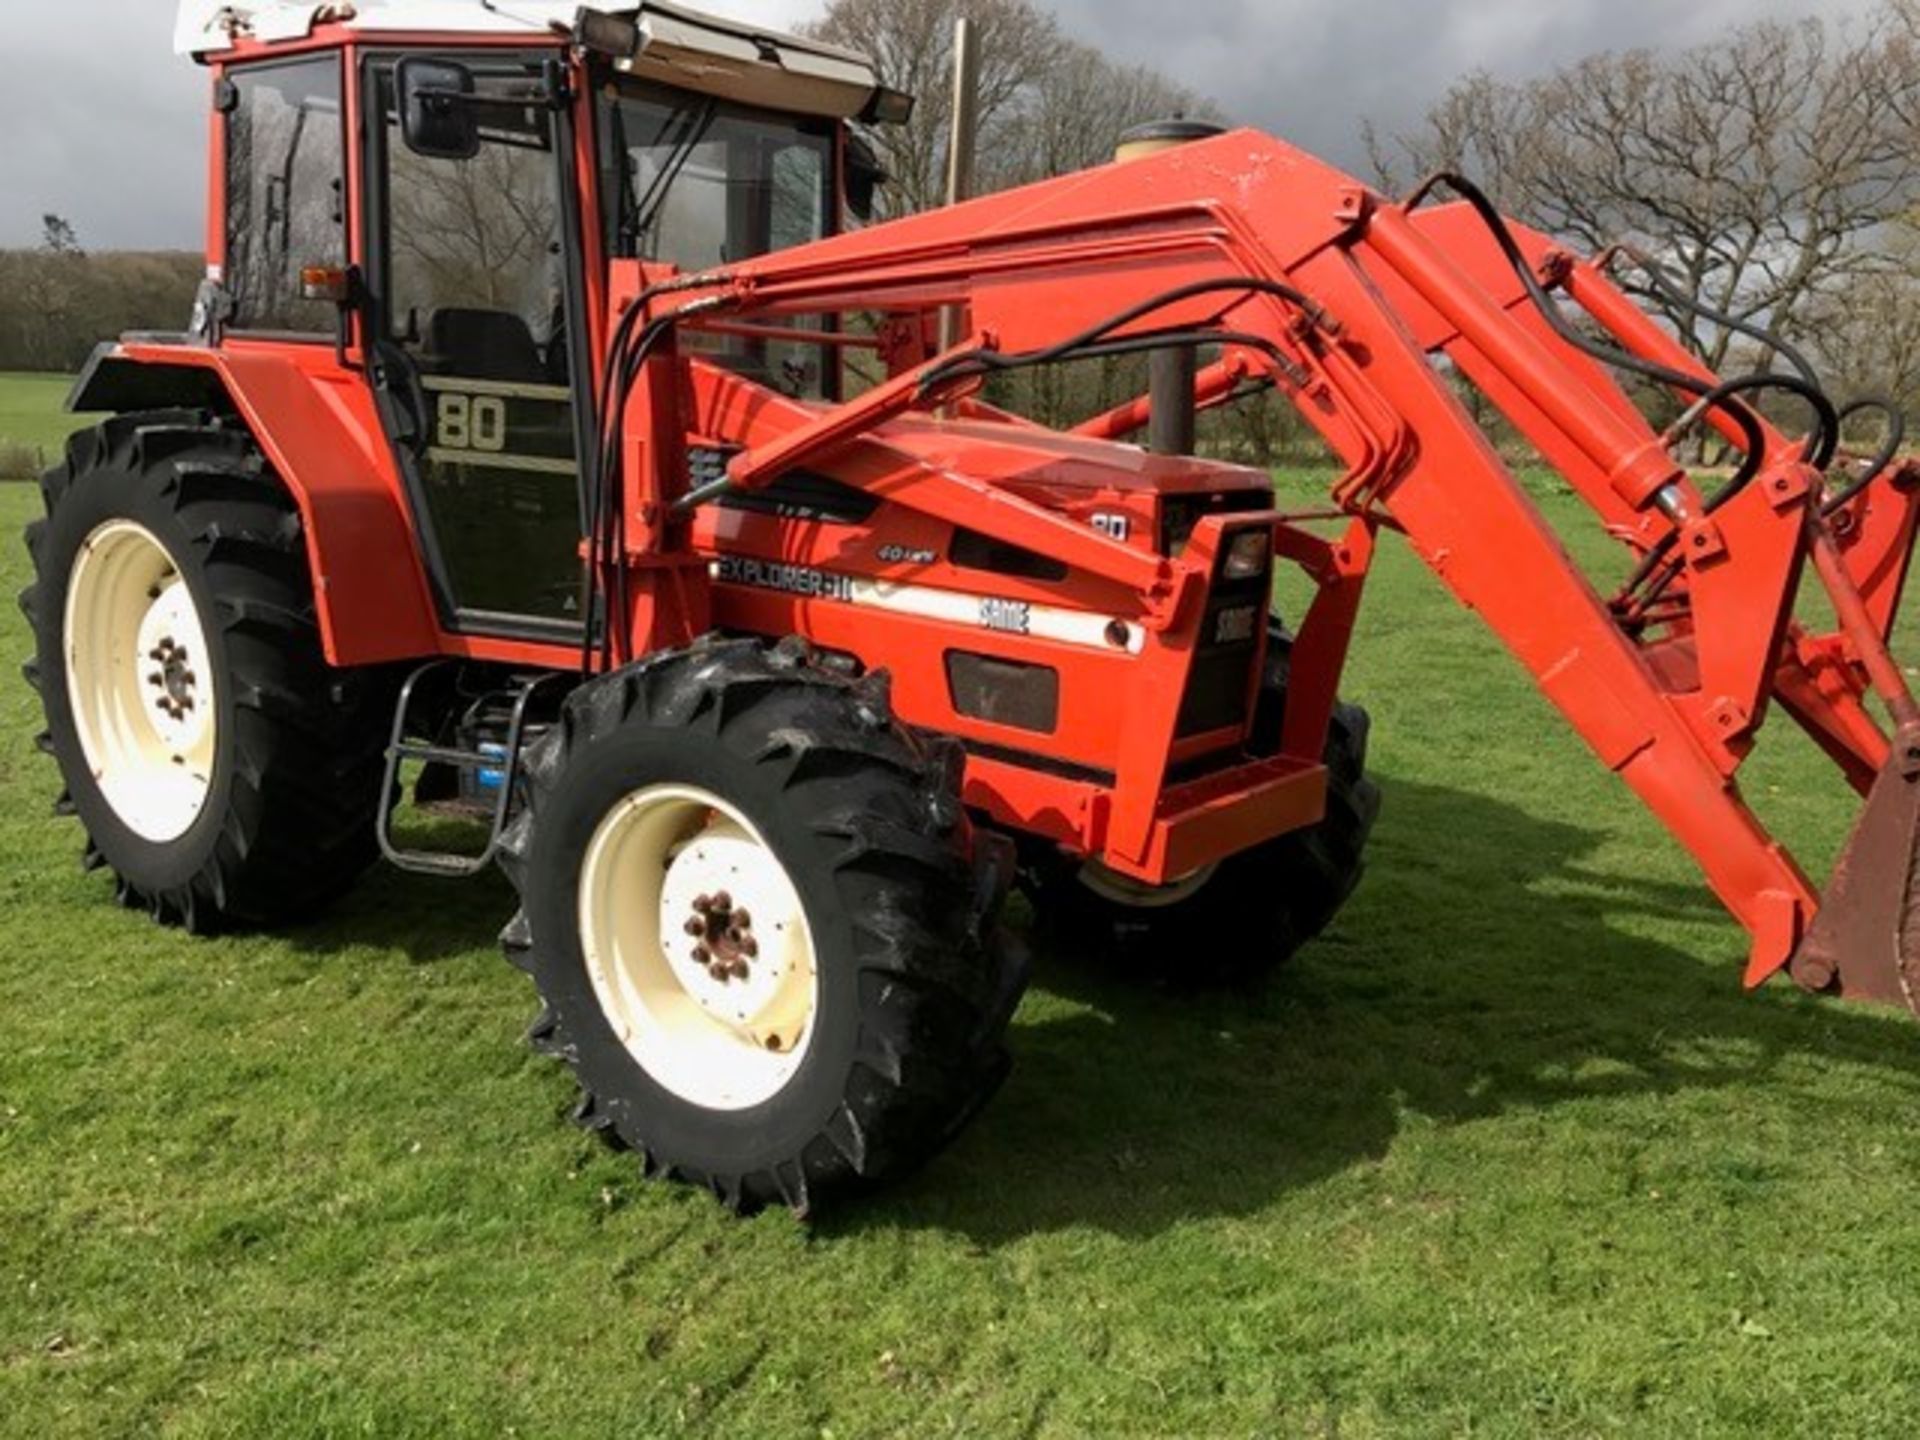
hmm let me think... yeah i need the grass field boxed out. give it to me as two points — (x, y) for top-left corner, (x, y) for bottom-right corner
(3, 436), (1920, 1436)
(0, 373), (96, 479)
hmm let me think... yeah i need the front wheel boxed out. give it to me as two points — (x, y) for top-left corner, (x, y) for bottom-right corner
(498, 638), (1026, 1214)
(1027, 622), (1380, 984)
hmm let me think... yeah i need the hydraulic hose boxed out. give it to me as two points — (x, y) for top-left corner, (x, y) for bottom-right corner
(916, 277), (1333, 399)
(1820, 396), (1906, 516)
(1402, 172), (1839, 485)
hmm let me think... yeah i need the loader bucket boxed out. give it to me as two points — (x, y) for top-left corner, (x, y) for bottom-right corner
(1787, 721), (1920, 1016)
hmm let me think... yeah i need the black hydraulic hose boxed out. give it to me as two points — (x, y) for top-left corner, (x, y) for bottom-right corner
(1614, 369), (1847, 614)
(1820, 396), (1906, 516)
(915, 277), (1333, 400)
(1607, 244), (1825, 395)
(1400, 172), (1835, 483)
(1661, 370), (1841, 503)
(578, 272), (736, 673)
(924, 327), (1307, 392)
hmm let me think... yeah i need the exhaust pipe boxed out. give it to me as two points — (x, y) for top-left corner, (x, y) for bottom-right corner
(1115, 120), (1225, 455)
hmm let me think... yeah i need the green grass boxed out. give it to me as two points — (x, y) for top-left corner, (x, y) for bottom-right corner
(4, 465), (1920, 1438)
(0, 374), (95, 479)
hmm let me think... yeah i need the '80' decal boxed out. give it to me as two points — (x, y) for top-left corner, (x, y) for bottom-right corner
(436, 392), (509, 454)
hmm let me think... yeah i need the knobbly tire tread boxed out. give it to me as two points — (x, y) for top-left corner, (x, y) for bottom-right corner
(1029, 621), (1381, 984)
(19, 410), (394, 930)
(497, 637), (1025, 1216)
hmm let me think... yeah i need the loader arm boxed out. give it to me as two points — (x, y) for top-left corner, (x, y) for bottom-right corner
(622, 128), (1920, 1008)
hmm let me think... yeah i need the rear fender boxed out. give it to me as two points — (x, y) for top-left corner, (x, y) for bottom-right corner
(69, 342), (440, 667)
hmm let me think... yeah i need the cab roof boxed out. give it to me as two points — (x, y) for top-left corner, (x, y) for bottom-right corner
(173, 1), (903, 121)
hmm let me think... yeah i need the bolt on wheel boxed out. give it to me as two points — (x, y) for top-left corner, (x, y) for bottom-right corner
(61, 518), (218, 843)
(576, 784), (818, 1112)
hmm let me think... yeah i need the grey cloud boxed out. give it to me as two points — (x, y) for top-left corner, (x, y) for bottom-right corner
(1036, 0), (1859, 173)
(0, 0), (1860, 251)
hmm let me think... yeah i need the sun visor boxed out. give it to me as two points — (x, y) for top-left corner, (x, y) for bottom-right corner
(619, 2), (888, 120)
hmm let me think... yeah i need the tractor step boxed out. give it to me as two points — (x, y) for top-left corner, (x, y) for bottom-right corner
(377, 662), (566, 878)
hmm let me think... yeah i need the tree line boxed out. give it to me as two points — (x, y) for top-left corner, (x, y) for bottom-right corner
(0, 216), (202, 373)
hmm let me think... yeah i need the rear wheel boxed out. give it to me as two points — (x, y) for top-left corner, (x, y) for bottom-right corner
(1028, 622), (1380, 984)
(499, 637), (1026, 1214)
(19, 411), (394, 929)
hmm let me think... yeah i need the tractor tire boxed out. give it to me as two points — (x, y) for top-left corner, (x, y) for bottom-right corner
(498, 636), (1026, 1215)
(1027, 621), (1380, 984)
(19, 410), (394, 930)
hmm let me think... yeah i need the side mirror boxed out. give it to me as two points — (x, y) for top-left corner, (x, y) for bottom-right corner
(846, 133), (888, 225)
(397, 58), (480, 160)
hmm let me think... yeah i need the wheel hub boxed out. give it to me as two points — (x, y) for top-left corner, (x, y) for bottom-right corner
(134, 583), (210, 753)
(659, 827), (812, 1052)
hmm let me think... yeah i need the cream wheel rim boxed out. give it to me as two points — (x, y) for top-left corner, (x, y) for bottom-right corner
(62, 519), (218, 844)
(1077, 857), (1218, 909)
(577, 784), (819, 1111)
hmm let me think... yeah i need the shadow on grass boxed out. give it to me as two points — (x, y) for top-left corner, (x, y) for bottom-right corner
(837, 772), (1920, 1245)
(282, 814), (518, 965)
(258, 771), (1920, 1242)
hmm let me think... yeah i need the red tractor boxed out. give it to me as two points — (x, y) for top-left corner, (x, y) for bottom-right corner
(20, 1), (1920, 1213)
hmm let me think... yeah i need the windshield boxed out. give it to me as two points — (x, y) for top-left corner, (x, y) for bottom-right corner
(598, 80), (836, 398)
(598, 81), (834, 271)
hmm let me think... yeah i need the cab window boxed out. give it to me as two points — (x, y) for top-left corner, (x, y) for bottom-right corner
(223, 56), (346, 334)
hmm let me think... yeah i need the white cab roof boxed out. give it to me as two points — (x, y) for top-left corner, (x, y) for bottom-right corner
(173, 1), (889, 119)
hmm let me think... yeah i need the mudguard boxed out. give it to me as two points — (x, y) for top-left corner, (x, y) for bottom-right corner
(69, 340), (441, 667)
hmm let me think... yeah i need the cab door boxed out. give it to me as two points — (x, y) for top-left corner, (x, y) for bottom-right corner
(363, 53), (592, 639)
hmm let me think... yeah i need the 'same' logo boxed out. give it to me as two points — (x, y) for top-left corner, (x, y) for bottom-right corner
(979, 598), (1032, 634)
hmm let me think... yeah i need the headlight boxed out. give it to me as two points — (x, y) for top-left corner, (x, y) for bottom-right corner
(1222, 529), (1272, 581)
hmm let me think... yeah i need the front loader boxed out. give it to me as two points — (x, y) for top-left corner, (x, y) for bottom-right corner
(18, 0), (1920, 1213)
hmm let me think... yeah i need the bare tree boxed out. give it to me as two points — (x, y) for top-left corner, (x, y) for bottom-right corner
(1800, 226), (1920, 422)
(813, 0), (1230, 432)
(807, 0), (1066, 218)
(1369, 8), (1920, 381)
(994, 40), (1218, 190)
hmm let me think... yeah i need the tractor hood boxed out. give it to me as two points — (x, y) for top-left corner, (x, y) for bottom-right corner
(173, 1), (904, 121)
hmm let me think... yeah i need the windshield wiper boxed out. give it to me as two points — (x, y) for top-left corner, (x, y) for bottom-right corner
(629, 98), (718, 257)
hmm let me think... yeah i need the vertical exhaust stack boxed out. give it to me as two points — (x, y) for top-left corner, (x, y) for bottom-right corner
(1115, 120), (1227, 455)
(938, 17), (982, 358)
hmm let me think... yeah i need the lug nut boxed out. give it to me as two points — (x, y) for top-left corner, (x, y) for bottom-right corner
(693, 894), (712, 913)
(711, 891), (732, 912)
(691, 945), (711, 965)
(684, 917), (704, 937)
(742, 937), (759, 959)
(732, 909), (751, 930)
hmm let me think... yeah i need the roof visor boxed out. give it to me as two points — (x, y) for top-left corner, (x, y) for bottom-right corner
(172, 1), (914, 122)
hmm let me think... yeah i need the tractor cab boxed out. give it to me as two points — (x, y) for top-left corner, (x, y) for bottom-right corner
(179, 1), (900, 634)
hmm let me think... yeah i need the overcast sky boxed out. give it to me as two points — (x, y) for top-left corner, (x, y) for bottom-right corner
(0, 0), (1860, 250)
